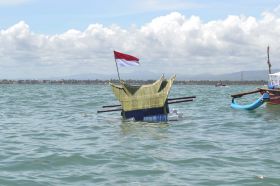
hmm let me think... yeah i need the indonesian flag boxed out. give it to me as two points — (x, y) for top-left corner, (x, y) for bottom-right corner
(114, 51), (140, 67)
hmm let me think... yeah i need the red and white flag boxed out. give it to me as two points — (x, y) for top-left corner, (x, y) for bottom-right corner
(114, 51), (139, 67)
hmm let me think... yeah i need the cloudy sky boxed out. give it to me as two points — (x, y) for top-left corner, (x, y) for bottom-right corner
(0, 0), (280, 79)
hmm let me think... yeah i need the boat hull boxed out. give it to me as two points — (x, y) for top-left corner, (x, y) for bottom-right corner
(122, 103), (169, 122)
(261, 90), (280, 105)
(267, 94), (280, 105)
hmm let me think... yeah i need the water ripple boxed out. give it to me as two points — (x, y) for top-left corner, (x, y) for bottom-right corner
(0, 84), (279, 185)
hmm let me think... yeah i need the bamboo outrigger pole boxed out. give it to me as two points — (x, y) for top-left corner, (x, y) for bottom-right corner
(98, 99), (194, 113)
(97, 108), (122, 113)
(98, 97), (196, 113)
(231, 89), (261, 98)
(168, 99), (194, 104)
(102, 96), (197, 108)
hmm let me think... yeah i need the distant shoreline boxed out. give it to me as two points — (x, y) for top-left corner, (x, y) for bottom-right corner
(0, 79), (267, 85)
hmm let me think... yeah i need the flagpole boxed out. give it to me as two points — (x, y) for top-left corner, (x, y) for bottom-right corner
(114, 58), (121, 82)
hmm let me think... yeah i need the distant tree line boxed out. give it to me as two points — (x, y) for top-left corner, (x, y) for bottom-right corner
(0, 79), (267, 85)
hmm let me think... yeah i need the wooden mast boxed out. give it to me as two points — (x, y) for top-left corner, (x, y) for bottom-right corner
(267, 46), (271, 74)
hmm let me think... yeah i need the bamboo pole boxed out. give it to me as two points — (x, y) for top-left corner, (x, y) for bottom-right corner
(168, 99), (193, 104)
(231, 89), (261, 98)
(102, 96), (196, 108)
(97, 108), (122, 113)
(167, 96), (196, 101)
(98, 98), (195, 113)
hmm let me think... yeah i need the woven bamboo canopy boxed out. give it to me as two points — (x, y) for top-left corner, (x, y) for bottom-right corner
(110, 75), (176, 111)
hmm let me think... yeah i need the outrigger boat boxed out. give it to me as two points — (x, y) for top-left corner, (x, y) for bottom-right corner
(265, 72), (280, 105)
(98, 51), (195, 121)
(98, 75), (195, 122)
(231, 46), (280, 110)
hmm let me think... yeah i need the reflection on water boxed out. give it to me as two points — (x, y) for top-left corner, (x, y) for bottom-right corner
(0, 84), (280, 186)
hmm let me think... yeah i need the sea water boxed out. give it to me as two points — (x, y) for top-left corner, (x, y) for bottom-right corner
(0, 84), (279, 185)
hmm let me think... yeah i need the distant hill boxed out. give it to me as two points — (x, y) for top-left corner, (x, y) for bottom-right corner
(182, 70), (279, 81)
(50, 69), (280, 81)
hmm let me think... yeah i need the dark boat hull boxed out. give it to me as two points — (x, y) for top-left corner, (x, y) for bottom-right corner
(122, 103), (169, 122)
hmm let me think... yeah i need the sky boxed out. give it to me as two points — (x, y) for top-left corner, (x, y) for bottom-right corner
(0, 0), (280, 79)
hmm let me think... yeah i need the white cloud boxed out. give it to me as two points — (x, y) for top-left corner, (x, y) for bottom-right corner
(1, 10), (280, 79)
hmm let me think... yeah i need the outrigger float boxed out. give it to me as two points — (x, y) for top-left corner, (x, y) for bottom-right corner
(231, 90), (270, 110)
(98, 75), (196, 122)
(231, 46), (280, 110)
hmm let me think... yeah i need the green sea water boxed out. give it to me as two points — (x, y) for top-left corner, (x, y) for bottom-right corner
(0, 84), (279, 186)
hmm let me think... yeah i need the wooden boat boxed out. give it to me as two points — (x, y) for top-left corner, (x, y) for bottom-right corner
(230, 46), (280, 110)
(230, 87), (280, 110)
(260, 46), (280, 105)
(264, 72), (280, 105)
(98, 75), (195, 122)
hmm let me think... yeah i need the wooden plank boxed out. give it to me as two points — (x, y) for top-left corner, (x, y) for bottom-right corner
(231, 89), (261, 98)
